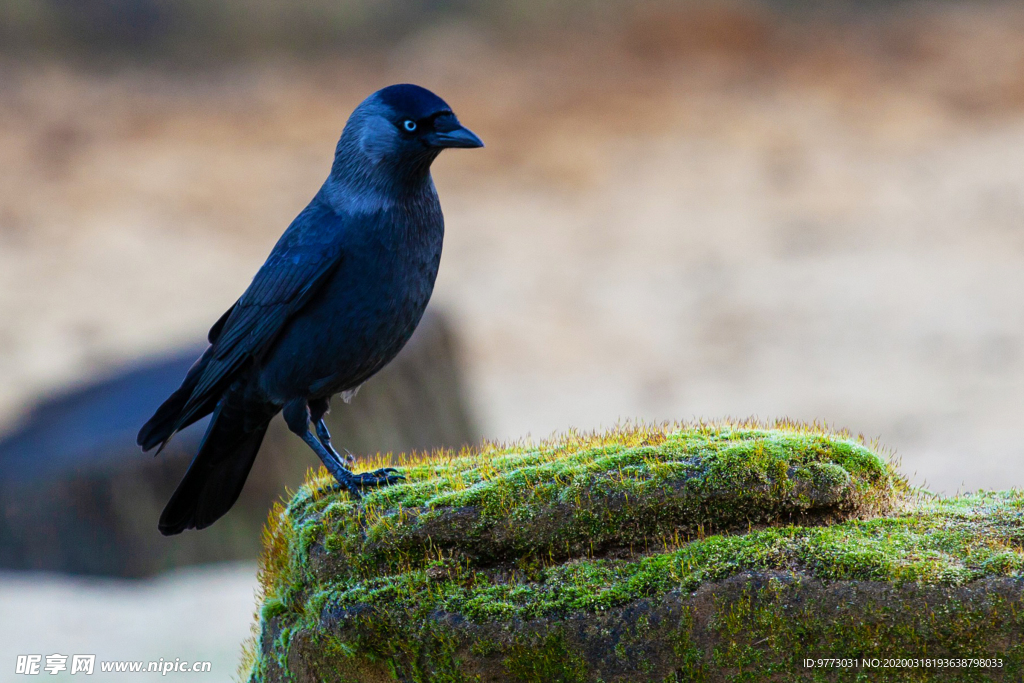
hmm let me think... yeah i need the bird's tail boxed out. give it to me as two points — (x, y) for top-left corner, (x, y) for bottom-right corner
(158, 398), (271, 535)
(138, 347), (217, 452)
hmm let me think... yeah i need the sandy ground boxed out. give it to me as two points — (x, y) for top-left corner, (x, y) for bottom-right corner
(4, 2), (1024, 673)
(0, 562), (257, 681)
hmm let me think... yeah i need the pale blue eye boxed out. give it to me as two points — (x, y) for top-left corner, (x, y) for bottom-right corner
(403, 120), (417, 132)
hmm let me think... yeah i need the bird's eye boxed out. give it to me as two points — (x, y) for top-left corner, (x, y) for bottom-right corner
(402, 120), (417, 132)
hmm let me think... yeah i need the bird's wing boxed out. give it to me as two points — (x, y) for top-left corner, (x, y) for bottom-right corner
(171, 239), (343, 432)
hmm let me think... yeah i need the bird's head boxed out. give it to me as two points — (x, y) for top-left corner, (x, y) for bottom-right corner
(333, 84), (483, 189)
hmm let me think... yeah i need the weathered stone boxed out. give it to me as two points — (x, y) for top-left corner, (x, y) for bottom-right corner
(258, 572), (1024, 682)
(239, 424), (1024, 682)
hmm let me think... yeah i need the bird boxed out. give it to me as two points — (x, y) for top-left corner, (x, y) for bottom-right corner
(137, 84), (483, 535)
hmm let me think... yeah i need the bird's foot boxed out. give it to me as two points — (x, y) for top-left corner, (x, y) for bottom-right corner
(354, 467), (405, 488)
(323, 467), (405, 500)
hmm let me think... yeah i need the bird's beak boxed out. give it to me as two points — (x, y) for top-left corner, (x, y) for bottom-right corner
(427, 123), (484, 149)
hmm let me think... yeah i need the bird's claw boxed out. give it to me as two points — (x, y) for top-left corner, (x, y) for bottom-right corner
(323, 467), (405, 500)
(353, 467), (406, 488)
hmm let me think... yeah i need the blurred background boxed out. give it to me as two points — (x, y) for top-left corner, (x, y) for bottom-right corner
(3, 0), (1024, 679)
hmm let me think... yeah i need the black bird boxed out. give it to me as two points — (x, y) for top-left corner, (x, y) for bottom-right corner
(138, 84), (483, 535)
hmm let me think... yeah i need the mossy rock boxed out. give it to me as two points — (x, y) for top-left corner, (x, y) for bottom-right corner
(243, 423), (1024, 681)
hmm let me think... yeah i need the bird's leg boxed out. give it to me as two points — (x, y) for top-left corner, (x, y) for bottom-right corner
(286, 399), (403, 498)
(316, 420), (357, 466)
(308, 397), (353, 466)
(310, 398), (403, 489)
(308, 397), (402, 487)
(308, 398), (355, 467)
(284, 399), (363, 498)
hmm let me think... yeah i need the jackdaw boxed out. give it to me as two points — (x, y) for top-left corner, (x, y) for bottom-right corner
(138, 84), (483, 535)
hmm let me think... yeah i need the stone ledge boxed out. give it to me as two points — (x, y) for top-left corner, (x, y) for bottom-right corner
(241, 423), (1024, 682)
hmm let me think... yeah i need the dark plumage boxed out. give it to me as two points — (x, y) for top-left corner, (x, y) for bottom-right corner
(138, 84), (482, 535)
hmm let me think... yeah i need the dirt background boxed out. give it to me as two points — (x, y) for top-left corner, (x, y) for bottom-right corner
(3, 2), (1024, 677)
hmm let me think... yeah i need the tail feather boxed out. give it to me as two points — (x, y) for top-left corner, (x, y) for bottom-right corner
(138, 347), (216, 451)
(158, 403), (270, 535)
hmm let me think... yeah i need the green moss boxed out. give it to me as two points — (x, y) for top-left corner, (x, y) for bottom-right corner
(280, 491), (1023, 627)
(274, 424), (897, 595)
(503, 631), (589, 683)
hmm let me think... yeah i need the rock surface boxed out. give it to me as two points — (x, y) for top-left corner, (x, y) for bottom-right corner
(236, 423), (1024, 682)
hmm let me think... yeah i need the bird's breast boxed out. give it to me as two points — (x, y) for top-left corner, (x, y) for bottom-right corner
(259, 207), (444, 402)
